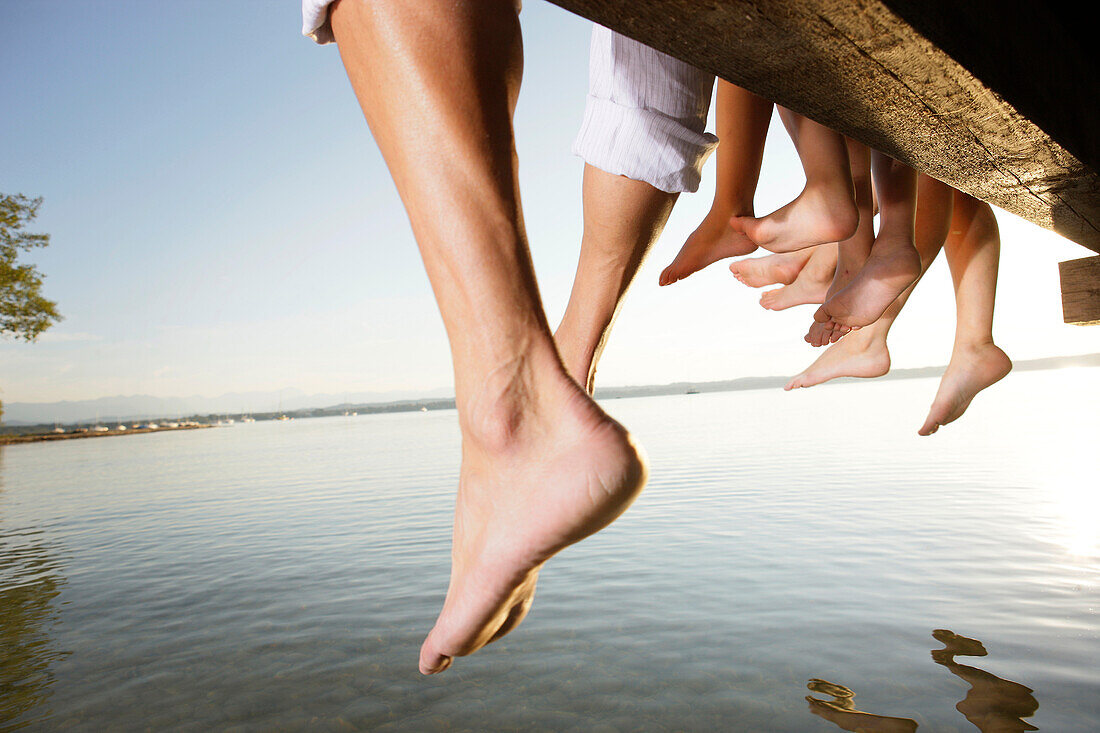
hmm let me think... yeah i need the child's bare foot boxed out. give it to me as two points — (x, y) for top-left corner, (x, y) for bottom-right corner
(814, 232), (921, 329)
(759, 244), (836, 310)
(760, 275), (829, 311)
(733, 182), (858, 253)
(804, 319), (852, 348)
(659, 211), (757, 286)
(786, 329), (890, 389)
(918, 342), (1011, 435)
(419, 362), (647, 674)
(729, 249), (812, 288)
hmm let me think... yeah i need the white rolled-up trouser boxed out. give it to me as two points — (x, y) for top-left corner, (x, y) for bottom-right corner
(573, 25), (717, 194)
(302, 3), (715, 194)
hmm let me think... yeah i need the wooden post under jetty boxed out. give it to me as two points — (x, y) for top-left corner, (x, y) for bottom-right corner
(543, 0), (1100, 323)
(1059, 256), (1100, 326)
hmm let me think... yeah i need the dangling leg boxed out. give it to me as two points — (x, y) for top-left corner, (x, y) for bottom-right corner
(919, 192), (1011, 434)
(732, 108), (859, 253)
(560, 26), (715, 389)
(330, 0), (646, 674)
(787, 175), (952, 389)
(805, 139), (873, 346)
(660, 81), (771, 285)
(556, 165), (677, 391)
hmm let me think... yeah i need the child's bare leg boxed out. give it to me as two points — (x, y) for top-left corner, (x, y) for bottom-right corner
(813, 151), (922, 330)
(660, 82), (771, 285)
(919, 193), (1011, 435)
(789, 176), (952, 388)
(732, 108), (858, 253)
(759, 243), (838, 310)
(805, 140), (873, 346)
(729, 247), (815, 288)
(557, 165), (678, 392)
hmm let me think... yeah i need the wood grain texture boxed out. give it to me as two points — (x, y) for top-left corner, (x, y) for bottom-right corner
(546, 0), (1100, 253)
(1059, 256), (1100, 326)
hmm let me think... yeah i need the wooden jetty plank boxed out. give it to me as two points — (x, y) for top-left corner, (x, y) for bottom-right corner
(1059, 256), (1100, 326)
(545, 0), (1100, 253)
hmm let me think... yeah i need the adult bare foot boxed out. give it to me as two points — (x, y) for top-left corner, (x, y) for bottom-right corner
(813, 232), (921, 329)
(659, 211), (757, 286)
(786, 329), (890, 389)
(729, 248), (813, 288)
(918, 342), (1011, 435)
(419, 362), (647, 674)
(733, 183), (858, 253)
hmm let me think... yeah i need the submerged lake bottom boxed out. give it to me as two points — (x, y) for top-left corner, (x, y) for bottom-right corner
(2, 369), (1098, 731)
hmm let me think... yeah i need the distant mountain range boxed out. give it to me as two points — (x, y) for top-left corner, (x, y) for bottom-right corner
(4, 353), (1097, 427)
(1, 387), (453, 426)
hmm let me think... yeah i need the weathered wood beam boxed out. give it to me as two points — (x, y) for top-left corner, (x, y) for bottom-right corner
(1059, 256), (1100, 326)
(545, 0), (1100, 253)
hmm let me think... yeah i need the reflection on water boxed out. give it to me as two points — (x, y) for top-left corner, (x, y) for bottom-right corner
(806, 678), (918, 732)
(0, 447), (69, 730)
(932, 629), (1039, 732)
(808, 630), (1040, 732)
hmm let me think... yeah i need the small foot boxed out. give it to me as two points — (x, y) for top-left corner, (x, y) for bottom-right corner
(918, 343), (1011, 435)
(660, 213), (757, 286)
(815, 233), (921, 328)
(786, 333), (890, 389)
(734, 184), (858, 254)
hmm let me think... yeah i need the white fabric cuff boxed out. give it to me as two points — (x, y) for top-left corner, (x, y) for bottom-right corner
(573, 95), (718, 194)
(302, 0), (335, 45)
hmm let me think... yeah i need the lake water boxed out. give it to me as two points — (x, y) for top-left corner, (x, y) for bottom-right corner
(2, 369), (1098, 731)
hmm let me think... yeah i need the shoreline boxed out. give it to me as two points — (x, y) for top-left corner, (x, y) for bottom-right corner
(0, 424), (214, 445)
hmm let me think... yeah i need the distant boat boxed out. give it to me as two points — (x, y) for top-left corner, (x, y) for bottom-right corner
(93, 425), (110, 432)
(240, 416), (255, 423)
(420, 407), (428, 412)
(144, 423), (159, 429)
(276, 414), (291, 421)
(686, 388), (700, 395)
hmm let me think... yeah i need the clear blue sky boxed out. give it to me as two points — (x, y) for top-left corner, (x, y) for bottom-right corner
(2, 1), (1097, 403)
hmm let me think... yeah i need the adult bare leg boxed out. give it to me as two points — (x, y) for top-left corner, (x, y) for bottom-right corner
(556, 165), (677, 392)
(919, 193), (1011, 435)
(659, 82), (772, 285)
(330, 0), (647, 674)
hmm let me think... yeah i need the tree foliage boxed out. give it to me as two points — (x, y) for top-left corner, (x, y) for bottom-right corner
(1, 194), (62, 342)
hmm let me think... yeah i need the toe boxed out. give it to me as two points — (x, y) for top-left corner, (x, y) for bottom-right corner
(418, 636), (453, 675)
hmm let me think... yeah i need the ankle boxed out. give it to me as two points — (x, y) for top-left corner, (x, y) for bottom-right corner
(710, 193), (754, 220)
(458, 339), (575, 453)
(952, 337), (997, 356)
